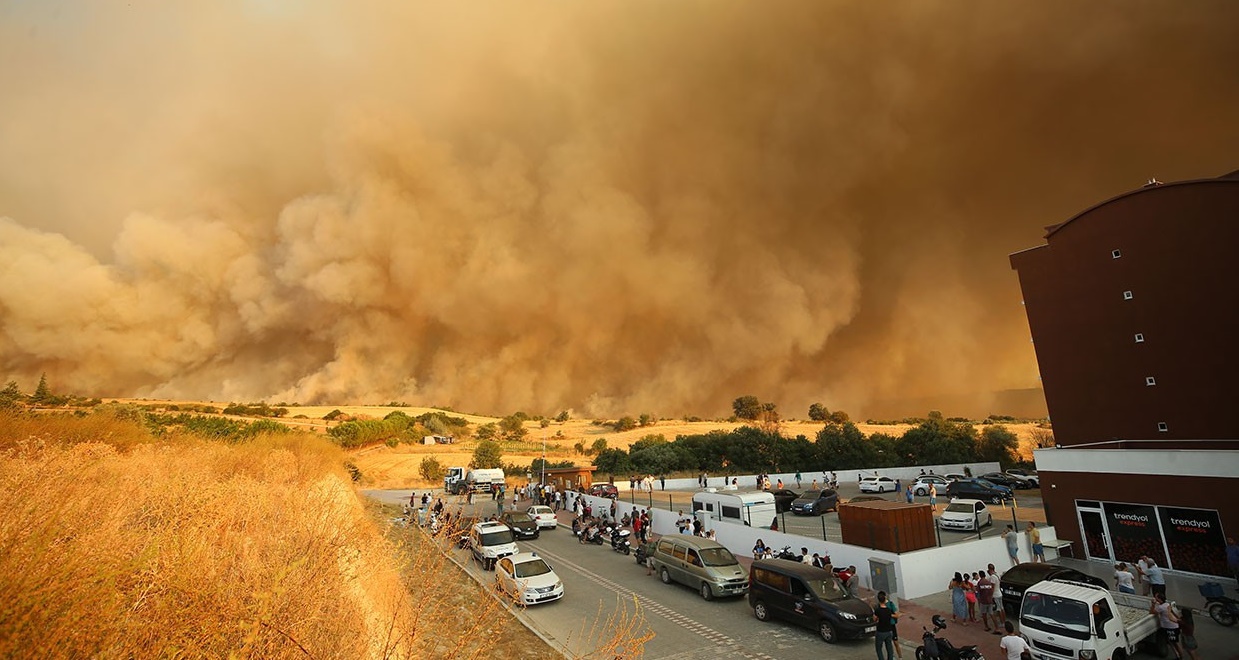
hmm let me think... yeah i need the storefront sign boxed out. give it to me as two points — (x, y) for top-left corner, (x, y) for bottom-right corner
(1158, 506), (1227, 576)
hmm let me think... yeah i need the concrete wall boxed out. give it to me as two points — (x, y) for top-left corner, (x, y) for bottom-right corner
(607, 461), (1002, 492)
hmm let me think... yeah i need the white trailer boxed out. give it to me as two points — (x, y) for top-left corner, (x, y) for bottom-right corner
(691, 490), (777, 529)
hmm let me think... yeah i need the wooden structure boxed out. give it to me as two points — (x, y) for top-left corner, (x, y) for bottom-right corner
(541, 466), (597, 492)
(838, 500), (935, 553)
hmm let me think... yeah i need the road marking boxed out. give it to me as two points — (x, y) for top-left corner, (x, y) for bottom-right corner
(532, 547), (776, 660)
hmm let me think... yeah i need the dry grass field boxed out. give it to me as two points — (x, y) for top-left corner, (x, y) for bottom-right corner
(0, 409), (645, 659)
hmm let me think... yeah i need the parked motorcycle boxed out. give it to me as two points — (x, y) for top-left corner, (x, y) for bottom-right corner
(916, 615), (984, 660)
(773, 546), (801, 561)
(635, 541), (654, 567)
(1201, 582), (1238, 626)
(579, 524), (605, 545)
(611, 528), (632, 554)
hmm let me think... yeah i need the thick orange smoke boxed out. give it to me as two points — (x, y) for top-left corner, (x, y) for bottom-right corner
(1, 1), (1237, 417)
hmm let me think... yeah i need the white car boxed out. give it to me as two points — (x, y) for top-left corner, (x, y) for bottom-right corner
(527, 505), (558, 530)
(912, 475), (951, 496)
(859, 476), (897, 493)
(495, 552), (564, 605)
(938, 499), (992, 531)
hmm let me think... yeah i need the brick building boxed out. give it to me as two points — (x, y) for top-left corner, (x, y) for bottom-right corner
(1009, 169), (1239, 578)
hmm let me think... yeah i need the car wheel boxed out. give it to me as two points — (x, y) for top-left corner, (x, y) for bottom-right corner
(819, 619), (838, 644)
(754, 600), (771, 621)
(991, 496), (1002, 505)
(660, 567), (672, 585)
(915, 488), (926, 496)
(700, 582), (714, 601)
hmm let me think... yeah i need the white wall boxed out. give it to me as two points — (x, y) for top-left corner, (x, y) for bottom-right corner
(607, 462), (1002, 492)
(567, 489), (1058, 599)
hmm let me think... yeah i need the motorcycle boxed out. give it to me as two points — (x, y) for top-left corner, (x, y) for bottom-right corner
(916, 615), (984, 660)
(635, 541), (654, 567)
(579, 524), (605, 545)
(1201, 582), (1238, 626)
(611, 528), (632, 554)
(773, 546), (801, 561)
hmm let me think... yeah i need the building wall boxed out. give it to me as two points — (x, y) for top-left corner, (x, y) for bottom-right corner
(1010, 178), (1239, 446)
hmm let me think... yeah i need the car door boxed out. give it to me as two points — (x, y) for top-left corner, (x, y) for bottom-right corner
(974, 501), (989, 527)
(787, 578), (817, 631)
(496, 557), (515, 594)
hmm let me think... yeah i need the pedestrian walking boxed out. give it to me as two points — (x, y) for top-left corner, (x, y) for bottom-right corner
(873, 591), (898, 660)
(795, 471), (802, 489)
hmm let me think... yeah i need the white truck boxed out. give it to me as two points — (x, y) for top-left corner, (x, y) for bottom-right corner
(1019, 579), (1166, 660)
(444, 467), (506, 495)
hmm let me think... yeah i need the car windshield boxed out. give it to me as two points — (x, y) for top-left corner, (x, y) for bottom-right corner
(1020, 592), (1091, 640)
(945, 502), (974, 514)
(795, 491), (823, 502)
(480, 530), (514, 546)
(507, 513), (533, 523)
(514, 559), (553, 578)
(807, 577), (851, 602)
(698, 547), (738, 566)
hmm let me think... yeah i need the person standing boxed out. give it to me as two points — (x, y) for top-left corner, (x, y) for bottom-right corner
(873, 591), (898, 660)
(1137, 556), (1153, 596)
(949, 573), (969, 625)
(976, 569), (1000, 633)
(795, 471), (802, 489)
(1114, 563), (1136, 594)
(660, 475), (666, 490)
(1002, 526), (1019, 566)
(1000, 621), (1030, 660)
(1151, 592), (1183, 660)
(1179, 607), (1200, 660)
(929, 484), (938, 511)
(1146, 559), (1167, 598)
(987, 564), (1007, 626)
(1027, 522), (1044, 562)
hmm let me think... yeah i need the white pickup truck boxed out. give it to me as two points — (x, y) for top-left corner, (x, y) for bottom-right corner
(1019, 579), (1166, 660)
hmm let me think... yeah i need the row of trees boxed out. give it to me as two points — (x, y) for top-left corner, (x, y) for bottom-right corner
(593, 414), (1023, 477)
(327, 410), (470, 449)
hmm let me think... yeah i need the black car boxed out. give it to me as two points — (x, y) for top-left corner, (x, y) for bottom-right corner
(998, 562), (1108, 615)
(945, 478), (1013, 504)
(766, 488), (801, 513)
(979, 472), (1027, 490)
(748, 559), (877, 643)
(499, 512), (540, 540)
(846, 495), (887, 504)
(790, 489), (839, 516)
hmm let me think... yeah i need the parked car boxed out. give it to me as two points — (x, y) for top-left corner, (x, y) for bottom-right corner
(748, 559), (877, 643)
(766, 488), (801, 513)
(1005, 468), (1039, 487)
(998, 562), (1108, 616)
(499, 511), (541, 540)
(588, 484), (619, 499)
(494, 552), (564, 605)
(944, 478), (1013, 504)
(469, 521), (518, 570)
(979, 472), (1027, 490)
(526, 505), (558, 530)
(650, 535), (748, 600)
(912, 475), (952, 496)
(789, 489), (839, 515)
(858, 476), (897, 493)
(943, 473), (968, 482)
(937, 499), (992, 531)
(847, 495), (887, 504)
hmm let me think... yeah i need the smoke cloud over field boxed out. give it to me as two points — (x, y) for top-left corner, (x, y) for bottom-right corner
(1, 1), (1237, 417)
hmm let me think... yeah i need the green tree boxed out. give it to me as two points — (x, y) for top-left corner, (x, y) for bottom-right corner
(499, 415), (528, 442)
(476, 423), (499, 441)
(828, 410), (850, 424)
(732, 395), (761, 420)
(589, 438), (609, 456)
(419, 455), (446, 481)
(815, 422), (873, 470)
(31, 373), (51, 404)
(977, 425), (1019, 468)
(471, 440), (503, 469)
(593, 448), (633, 475)
(555, 410), (571, 423)
(611, 416), (637, 432)
(808, 402), (830, 422)
(758, 402), (781, 434)
(0, 381), (22, 408)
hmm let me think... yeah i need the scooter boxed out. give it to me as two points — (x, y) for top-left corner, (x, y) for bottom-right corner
(611, 528), (632, 554)
(916, 615), (984, 660)
(1200, 582), (1238, 626)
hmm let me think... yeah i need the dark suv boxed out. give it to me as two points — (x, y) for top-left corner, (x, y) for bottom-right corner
(499, 511), (541, 540)
(748, 559), (877, 643)
(789, 489), (839, 515)
(998, 562), (1108, 615)
(945, 478), (1013, 504)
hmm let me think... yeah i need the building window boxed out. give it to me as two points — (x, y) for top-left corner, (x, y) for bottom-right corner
(1157, 422), (1168, 432)
(1135, 333), (1145, 343)
(1123, 290), (1134, 300)
(1112, 249), (1122, 259)
(1146, 376), (1157, 386)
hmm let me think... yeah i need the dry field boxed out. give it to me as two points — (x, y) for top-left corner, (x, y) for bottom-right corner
(0, 410), (646, 659)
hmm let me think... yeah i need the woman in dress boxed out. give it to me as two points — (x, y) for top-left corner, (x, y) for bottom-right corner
(949, 572), (969, 625)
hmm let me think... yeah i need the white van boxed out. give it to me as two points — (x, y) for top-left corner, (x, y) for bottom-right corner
(691, 490), (777, 528)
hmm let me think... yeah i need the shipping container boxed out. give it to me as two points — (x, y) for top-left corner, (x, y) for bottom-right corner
(838, 500), (935, 552)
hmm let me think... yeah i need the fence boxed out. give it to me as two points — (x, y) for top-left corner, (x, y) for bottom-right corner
(609, 461), (1002, 492)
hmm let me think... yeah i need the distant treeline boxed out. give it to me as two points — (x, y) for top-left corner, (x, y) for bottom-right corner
(327, 410), (471, 449)
(593, 414), (1023, 477)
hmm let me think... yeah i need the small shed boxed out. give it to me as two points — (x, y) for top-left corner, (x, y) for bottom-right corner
(542, 466), (597, 491)
(838, 500), (936, 553)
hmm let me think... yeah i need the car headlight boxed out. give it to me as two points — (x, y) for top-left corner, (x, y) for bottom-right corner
(839, 611), (858, 620)
(554, 581), (562, 590)
(1079, 651), (1095, 660)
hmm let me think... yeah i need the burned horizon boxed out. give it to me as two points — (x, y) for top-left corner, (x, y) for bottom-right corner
(2, 1), (1237, 418)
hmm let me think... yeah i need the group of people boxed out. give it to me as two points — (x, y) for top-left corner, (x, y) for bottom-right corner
(1000, 522), (1046, 565)
(627, 475), (666, 491)
(947, 566), (1005, 632)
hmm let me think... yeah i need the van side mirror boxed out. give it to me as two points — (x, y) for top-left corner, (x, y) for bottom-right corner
(803, 593), (813, 601)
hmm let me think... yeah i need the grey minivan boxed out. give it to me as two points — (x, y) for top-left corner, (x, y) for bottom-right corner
(650, 535), (748, 600)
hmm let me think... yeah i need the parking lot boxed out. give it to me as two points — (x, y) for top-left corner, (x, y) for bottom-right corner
(614, 479), (1049, 549)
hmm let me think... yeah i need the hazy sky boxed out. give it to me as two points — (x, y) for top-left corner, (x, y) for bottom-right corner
(2, 1), (1237, 418)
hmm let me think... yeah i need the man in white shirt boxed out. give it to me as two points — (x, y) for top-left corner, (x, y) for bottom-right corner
(1000, 621), (1030, 660)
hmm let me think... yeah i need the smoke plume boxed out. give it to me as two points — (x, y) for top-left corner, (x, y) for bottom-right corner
(2, 1), (1237, 417)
